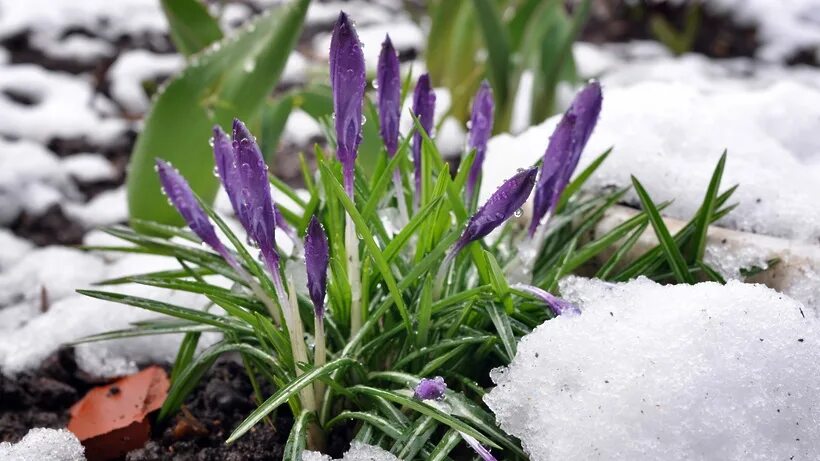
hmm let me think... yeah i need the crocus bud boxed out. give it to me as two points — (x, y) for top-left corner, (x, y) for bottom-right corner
(411, 73), (436, 201)
(330, 11), (366, 196)
(413, 376), (447, 401)
(465, 81), (495, 201)
(461, 433), (498, 461)
(304, 216), (329, 319)
(230, 119), (279, 272)
(513, 283), (581, 316)
(377, 34), (401, 157)
(530, 81), (602, 235)
(454, 167), (537, 255)
(156, 159), (238, 269)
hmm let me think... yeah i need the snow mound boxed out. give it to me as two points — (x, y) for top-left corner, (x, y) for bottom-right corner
(108, 50), (183, 114)
(482, 79), (820, 245)
(485, 276), (820, 461)
(0, 428), (85, 461)
(302, 442), (399, 461)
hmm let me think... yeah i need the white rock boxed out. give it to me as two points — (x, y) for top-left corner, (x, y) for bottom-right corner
(0, 428), (85, 461)
(485, 276), (820, 460)
(108, 50), (183, 113)
(302, 442), (399, 461)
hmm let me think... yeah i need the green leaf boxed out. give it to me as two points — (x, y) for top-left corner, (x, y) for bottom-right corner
(688, 151), (726, 263)
(319, 162), (411, 333)
(227, 358), (361, 443)
(160, 0), (222, 57)
(631, 176), (695, 284)
(325, 412), (403, 440)
(283, 410), (315, 461)
(471, 0), (511, 111)
(348, 386), (498, 448)
(429, 430), (461, 461)
(127, 0), (310, 227)
(484, 304), (516, 360)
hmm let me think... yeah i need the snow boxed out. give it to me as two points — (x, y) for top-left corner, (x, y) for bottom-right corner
(64, 187), (128, 228)
(0, 138), (73, 224)
(31, 34), (115, 64)
(108, 50), (183, 114)
(0, 64), (126, 144)
(0, 230), (32, 271)
(60, 153), (117, 183)
(283, 109), (323, 145)
(481, 71), (820, 245)
(0, 250), (220, 377)
(302, 442), (399, 461)
(312, 20), (423, 73)
(0, 428), (85, 461)
(485, 276), (820, 460)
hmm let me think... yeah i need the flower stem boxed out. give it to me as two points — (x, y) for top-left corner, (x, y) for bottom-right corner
(284, 278), (316, 412)
(392, 169), (409, 226)
(313, 315), (326, 405)
(346, 213), (362, 335)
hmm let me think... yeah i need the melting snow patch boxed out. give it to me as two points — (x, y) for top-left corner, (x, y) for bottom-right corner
(60, 153), (118, 183)
(64, 187), (128, 229)
(482, 78), (820, 245)
(108, 50), (183, 114)
(302, 442), (399, 461)
(0, 64), (126, 144)
(485, 276), (820, 461)
(0, 428), (85, 461)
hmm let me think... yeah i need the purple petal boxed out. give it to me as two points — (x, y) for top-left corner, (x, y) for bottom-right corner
(456, 167), (537, 251)
(411, 73), (436, 198)
(330, 11), (366, 195)
(304, 216), (329, 319)
(377, 34), (401, 157)
(466, 81), (495, 200)
(231, 119), (279, 271)
(461, 433), (498, 461)
(529, 81), (602, 235)
(514, 283), (581, 316)
(156, 159), (227, 258)
(212, 126), (245, 225)
(413, 376), (447, 401)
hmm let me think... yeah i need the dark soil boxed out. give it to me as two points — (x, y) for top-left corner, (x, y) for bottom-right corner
(9, 205), (88, 247)
(581, 0), (761, 59)
(0, 349), (297, 460)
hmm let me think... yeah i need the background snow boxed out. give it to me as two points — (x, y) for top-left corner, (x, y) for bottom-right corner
(486, 276), (820, 460)
(302, 442), (399, 461)
(0, 428), (85, 461)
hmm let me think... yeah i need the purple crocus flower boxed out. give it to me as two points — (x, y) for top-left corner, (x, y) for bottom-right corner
(411, 73), (436, 205)
(330, 11), (366, 197)
(530, 81), (602, 235)
(413, 376), (447, 401)
(465, 81), (495, 202)
(304, 216), (329, 319)
(213, 125), (296, 242)
(226, 119), (280, 274)
(156, 159), (239, 270)
(452, 167), (537, 257)
(377, 34), (401, 157)
(513, 283), (581, 316)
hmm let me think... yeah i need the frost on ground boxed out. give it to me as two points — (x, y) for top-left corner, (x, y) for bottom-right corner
(485, 276), (820, 461)
(0, 428), (85, 461)
(302, 442), (399, 461)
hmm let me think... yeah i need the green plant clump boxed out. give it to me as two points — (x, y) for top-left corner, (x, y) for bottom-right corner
(77, 7), (736, 461)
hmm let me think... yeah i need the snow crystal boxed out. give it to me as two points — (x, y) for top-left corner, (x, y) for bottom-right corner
(108, 50), (183, 114)
(485, 276), (820, 460)
(302, 442), (399, 461)
(0, 64), (126, 144)
(60, 153), (117, 183)
(0, 428), (84, 461)
(481, 78), (820, 245)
